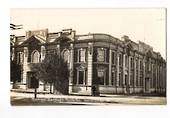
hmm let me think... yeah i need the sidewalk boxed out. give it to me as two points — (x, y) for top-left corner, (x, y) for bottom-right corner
(10, 90), (166, 105)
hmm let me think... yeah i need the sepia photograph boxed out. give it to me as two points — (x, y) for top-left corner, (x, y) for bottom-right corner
(10, 8), (166, 106)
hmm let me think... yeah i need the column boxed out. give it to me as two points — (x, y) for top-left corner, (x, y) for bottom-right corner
(109, 48), (112, 85)
(87, 42), (93, 95)
(23, 47), (28, 85)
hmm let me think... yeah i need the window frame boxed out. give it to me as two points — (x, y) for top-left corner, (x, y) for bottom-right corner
(77, 48), (86, 63)
(97, 69), (106, 85)
(112, 51), (116, 64)
(31, 50), (40, 63)
(97, 48), (106, 62)
(76, 70), (86, 85)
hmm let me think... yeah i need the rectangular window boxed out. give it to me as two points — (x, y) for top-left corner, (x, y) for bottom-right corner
(125, 55), (128, 67)
(119, 72), (123, 87)
(77, 70), (86, 85)
(131, 57), (134, 69)
(153, 64), (156, 88)
(78, 48), (86, 62)
(111, 71), (115, 85)
(125, 75), (128, 86)
(97, 48), (105, 62)
(130, 73), (134, 86)
(78, 71), (84, 84)
(136, 59), (138, 86)
(112, 51), (115, 64)
(119, 53), (122, 66)
(98, 70), (105, 85)
(140, 60), (143, 70)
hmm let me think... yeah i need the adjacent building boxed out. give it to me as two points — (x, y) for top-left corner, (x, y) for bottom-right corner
(10, 29), (166, 95)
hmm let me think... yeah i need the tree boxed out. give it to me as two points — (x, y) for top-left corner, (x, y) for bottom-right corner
(31, 54), (69, 94)
(10, 60), (21, 89)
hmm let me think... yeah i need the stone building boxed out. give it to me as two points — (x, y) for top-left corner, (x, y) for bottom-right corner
(10, 28), (166, 95)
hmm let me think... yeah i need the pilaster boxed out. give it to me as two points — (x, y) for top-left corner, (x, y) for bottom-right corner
(23, 47), (28, 84)
(109, 48), (112, 85)
(128, 56), (131, 86)
(87, 42), (93, 94)
(116, 53), (119, 88)
(134, 57), (136, 89)
(122, 54), (126, 93)
(69, 43), (74, 93)
(41, 45), (45, 62)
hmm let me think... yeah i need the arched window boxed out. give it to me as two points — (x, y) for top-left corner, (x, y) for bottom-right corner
(31, 50), (40, 63)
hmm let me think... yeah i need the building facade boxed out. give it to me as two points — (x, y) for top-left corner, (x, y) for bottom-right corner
(10, 29), (166, 95)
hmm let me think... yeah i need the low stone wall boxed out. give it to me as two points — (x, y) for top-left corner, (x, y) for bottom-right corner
(10, 82), (51, 92)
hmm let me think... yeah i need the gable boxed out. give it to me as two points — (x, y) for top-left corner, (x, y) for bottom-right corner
(20, 35), (45, 46)
(53, 36), (72, 43)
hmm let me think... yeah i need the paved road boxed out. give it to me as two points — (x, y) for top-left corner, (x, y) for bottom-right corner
(10, 92), (166, 105)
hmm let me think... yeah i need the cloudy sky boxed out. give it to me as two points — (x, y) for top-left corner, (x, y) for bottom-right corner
(10, 8), (166, 59)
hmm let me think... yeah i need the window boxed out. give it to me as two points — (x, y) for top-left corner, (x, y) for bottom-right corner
(131, 57), (134, 69)
(98, 70), (106, 85)
(130, 73), (134, 86)
(97, 48), (105, 62)
(140, 60), (143, 70)
(78, 48), (86, 62)
(78, 71), (84, 84)
(112, 51), (115, 64)
(125, 55), (128, 67)
(125, 74), (128, 86)
(139, 60), (143, 86)
(119, 72), (123, 87)
(32, 51), (40, 63)
(111, 71), (115, 85)
(77, 70), (86, 85)
(136, 59), (139, 86)
(119, 53), (122, 66)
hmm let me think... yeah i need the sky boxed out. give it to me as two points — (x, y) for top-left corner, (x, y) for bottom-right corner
(10, 8), (166, 59)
